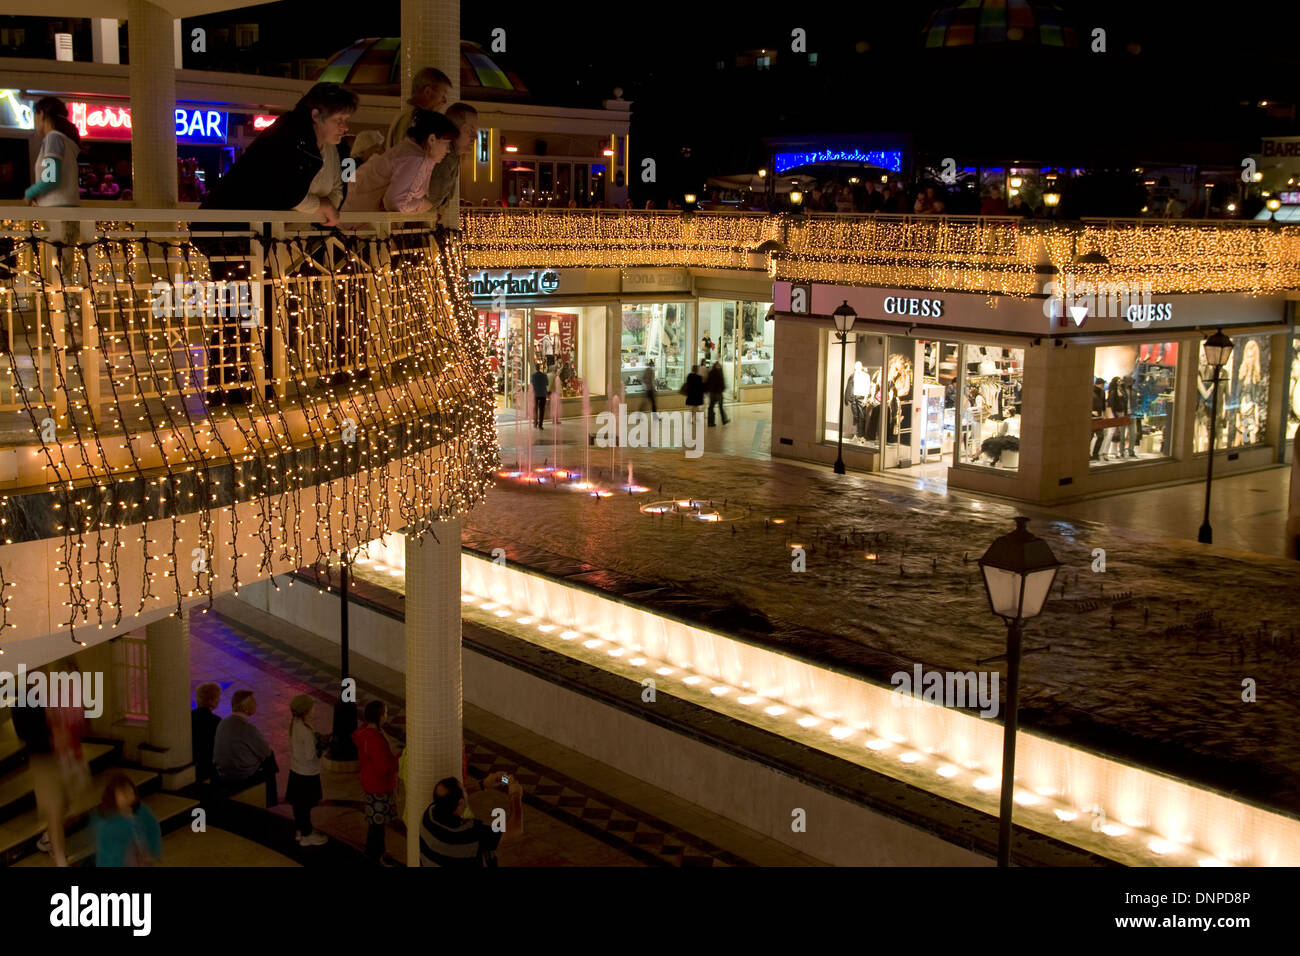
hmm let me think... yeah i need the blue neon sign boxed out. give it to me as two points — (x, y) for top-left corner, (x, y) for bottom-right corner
(175, 108), (228, 145)
(774, 148), (903, 174)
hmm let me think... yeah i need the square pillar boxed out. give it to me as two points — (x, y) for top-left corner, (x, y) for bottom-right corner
(404, 518), (464, 865)
(145, 610), (195, 788)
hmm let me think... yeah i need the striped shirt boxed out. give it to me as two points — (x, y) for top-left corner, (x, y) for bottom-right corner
(419, 806), (499, 867)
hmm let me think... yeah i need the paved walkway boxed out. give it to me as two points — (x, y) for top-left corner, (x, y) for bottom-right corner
(482, 406), (1300, 816)
(193, 600), (821, 867)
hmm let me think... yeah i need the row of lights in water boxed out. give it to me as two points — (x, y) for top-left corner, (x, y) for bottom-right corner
(460, 589), (1232, 867)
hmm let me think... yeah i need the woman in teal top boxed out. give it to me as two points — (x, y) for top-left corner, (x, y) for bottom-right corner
(92, 774), (162, 867)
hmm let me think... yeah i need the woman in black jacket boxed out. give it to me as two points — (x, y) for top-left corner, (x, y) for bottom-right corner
(684, 365), (706, 411)
(201, 82), (358, 223)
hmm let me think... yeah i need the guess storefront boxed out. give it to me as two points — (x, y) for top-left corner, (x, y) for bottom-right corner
(771, 281), (1291, 504)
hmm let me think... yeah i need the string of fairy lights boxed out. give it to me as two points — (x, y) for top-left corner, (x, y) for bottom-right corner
(0, 219), (497, 647)
(459, 210), (1300, 297)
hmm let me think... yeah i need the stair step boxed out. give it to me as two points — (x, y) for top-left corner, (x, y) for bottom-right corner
(0, 765), (156, 865)
(12, 791), (199, 867)
(0, 742), (115, 826)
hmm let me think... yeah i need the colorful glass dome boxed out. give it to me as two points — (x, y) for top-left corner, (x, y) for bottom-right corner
(315, 38), (529, 100)
(922, 0), (1078, 48)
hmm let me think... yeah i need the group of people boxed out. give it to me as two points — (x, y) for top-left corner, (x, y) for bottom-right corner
(191, 685), (500, 866)
(1091, 375), (1140, 461)
(680, 362), (731, 426)
(200, 69), (478, 223)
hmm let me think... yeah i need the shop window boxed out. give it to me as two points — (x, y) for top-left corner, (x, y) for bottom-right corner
(739, 301), (774, 386)
(698, 300), (739, 396)
(1288, 332), (1300, 443)
(478, 308), (528, 406)
(621, 303), (689, 395)
(824, 331), (884, 450)
(1194, 334), (1270, 453)
(1090, 342), (1178, 466)
(533, 307), (605, 397)
(961, 345), (1023, 471)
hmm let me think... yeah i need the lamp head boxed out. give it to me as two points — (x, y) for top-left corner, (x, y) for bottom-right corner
(832, 299), (857, 333)
(978, 517), (1061, 621)
(1203, 329), (1233, 370)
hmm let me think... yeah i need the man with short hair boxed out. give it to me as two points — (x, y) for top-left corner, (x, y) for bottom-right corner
(191, 681), (222, 784)
(212, 690), (278, 806)
(419, 777), (501, 867)
(426, 103), (479, 215)
(531, 362), (549, 430)
(386, 67), (452, 150)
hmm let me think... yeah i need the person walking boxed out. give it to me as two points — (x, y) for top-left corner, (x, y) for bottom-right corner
(342, 109), (458, 214)
(1089, 377), (1107, 461)
(12, 662), (90, 867)
(531, 362), (549, 429)
(191, 682), (222, 785)
(352, 700), (401, 864)
(547, 361), (562, 424)
(24, 97), (81, 208)
(642, 360), (658, 414)
(92, 774), (162, 867)
(287, 695), (329, 846)
(419, 777), (502, 867)
(706, 361), (730, 426)
(683, 364), (705, 417)
(212, 690), (279, 806)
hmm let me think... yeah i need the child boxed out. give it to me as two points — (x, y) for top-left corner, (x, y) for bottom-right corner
(92, 774), (162, 867)
(287, 695), (329, 846)
(352, 700), (401, 864)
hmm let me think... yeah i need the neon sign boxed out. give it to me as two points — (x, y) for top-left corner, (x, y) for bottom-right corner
(66, 103), (229, 144)
(252, 114), (278, 131)
(774, 148), (903, 174)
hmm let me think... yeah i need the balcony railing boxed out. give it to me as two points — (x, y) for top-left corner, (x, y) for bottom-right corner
(459, 209), (1300, 296)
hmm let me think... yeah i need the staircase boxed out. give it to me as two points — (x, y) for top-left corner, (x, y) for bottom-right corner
(0, 724), (199, 867)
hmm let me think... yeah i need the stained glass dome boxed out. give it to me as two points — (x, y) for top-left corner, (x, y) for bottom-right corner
(315, 38), (530, 100)
(922, 0), (1079, 48)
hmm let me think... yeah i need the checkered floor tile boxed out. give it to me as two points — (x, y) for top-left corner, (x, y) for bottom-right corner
(207, 610), (752, 868)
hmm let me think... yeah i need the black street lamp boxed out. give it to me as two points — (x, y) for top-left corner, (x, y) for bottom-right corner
(978, 517), (1061, 866)
(1198, 329), (1235, 544)
(832, 300), (857, 474)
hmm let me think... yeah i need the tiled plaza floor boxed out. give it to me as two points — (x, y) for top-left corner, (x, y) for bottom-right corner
(191, 604), (818, 866)
(480, 404), (1300, 815)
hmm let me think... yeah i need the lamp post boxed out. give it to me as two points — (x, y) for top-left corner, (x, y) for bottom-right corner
(978, 517), (1061, 866)
(1042, 188), (1061, 220)
(832, 300), (857, 474)
(1198, 329), (1234, 544)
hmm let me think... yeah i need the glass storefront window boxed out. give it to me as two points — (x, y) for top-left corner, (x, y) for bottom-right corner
(739, 301), (775, 386)
(698, 300), (738, 396)
(1289, 331), (1300, 443)
(1194, 333), (1270, 453)
(532, 306), (606, 397)
(960, 344), (1023, 472)
(1089, 342), (1178, 466)
(621, 302), (689, 395)
(823, 331), (884, 450)
(478, 308), (528, 407)
(479, 306), (606, 405)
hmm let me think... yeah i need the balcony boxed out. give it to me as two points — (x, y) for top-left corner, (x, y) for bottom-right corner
(459, 209), (1300, 297)
(0, 208), (497, 641)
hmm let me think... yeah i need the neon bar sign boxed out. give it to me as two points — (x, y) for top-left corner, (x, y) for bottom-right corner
(774, 148), (903, 174)
(67, 103), (229, 144)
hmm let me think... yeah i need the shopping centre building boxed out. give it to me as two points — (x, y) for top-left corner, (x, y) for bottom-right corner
(1, 0), (1299, 872)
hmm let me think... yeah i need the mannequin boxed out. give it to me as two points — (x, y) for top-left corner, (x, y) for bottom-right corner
(851, 361), (879, 442)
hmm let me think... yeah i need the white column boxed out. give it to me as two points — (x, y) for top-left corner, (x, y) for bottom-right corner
(173, 19), (183, 69)
(91, 19), (120, 64)
(404, 518), (463, 865)
(402, 0), (461, 228)
(127, 0), (178, 208)
(146, 610), (195, 787)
